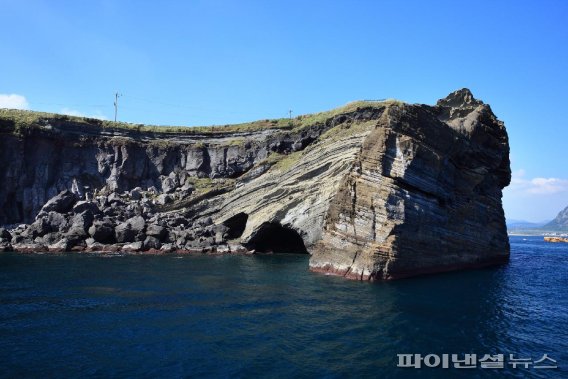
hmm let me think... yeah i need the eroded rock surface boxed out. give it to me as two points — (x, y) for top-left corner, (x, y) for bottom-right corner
(310, 89), (511, 279)
(0, 89), (511, 280)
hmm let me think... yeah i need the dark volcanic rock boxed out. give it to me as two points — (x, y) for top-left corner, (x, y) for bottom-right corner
(48, 238), (73, 252)
(144, 236), (161, 250)
(72, 201), (101, 215)
(25, 218), (50, 239)
(1, 89), (511, 280)
(40, 190), (78, 214)
(122, 241), (144, 252)
(24, 211), (68, 239)
(115, 216), (146, 243)
(88, 219), (116, 243)
(66, 211), (94, 238)
(0, 228), (11, 241)
(0, 241), (13, 252)
(146, 224), (167, 241)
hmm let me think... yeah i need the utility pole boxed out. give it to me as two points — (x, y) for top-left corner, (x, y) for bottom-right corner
(114, 92), (122, 122)
(289, 109), (293, 120)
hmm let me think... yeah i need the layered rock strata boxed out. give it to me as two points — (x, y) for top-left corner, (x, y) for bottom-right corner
(0, 89), (511, 280)
(309, 90), (511, 279)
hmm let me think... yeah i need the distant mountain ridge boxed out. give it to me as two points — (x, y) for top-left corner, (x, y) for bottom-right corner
(507, 206), (568, 235)
(506, 219), (550, 229)
(545, 206), (568, 230)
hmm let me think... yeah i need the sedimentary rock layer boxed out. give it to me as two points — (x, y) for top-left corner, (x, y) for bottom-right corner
(0, 89), (511, 280)
(310, 90), (511, 279)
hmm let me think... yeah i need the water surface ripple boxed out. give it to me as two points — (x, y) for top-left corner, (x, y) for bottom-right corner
(0, 236), (566, 378)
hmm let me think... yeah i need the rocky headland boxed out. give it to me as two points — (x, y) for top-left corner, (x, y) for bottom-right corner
(0, 89), (511, 280)
(544, 205), (568, 231)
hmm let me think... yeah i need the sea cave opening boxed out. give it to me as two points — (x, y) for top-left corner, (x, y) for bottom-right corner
(245, 222), (308, 254)
(223, 212), (249, 239)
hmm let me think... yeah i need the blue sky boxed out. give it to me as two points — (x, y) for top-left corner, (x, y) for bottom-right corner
(1, 0), (567, 221)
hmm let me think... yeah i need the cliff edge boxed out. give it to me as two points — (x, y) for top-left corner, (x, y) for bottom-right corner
(0, 89), (511, 280)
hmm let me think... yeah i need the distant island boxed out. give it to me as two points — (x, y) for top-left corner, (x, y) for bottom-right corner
(544, 205), (568, 230)
(507, 205), (568, 236)
(0, 89), (512, 281)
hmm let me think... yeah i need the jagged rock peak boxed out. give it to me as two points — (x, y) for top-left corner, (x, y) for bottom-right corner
(434, 88), (494, 133)
(436, 88), (484, 108)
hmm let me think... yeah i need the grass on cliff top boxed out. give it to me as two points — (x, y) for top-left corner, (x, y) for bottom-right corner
(292, 99), (401, 130)
(319, 119), (379, 142)
(258, 150), (305, 172)
(0, 99), (402, 136)
(0, 108), (295, 135)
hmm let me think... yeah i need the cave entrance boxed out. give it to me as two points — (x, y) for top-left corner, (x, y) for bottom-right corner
(246, 222), (308, 254)
(223, 212), (248, 239)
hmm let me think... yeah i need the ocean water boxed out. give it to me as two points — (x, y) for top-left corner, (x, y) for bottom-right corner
(0, 236), (566, 378)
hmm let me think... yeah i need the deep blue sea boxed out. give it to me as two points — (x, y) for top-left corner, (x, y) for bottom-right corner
(1, 236), (567, 378)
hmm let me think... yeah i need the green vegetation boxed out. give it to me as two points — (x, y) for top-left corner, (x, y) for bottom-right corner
(185, 177), (236, 194)
(0, 108), (295, 135)
(156, 177), (236, 213)
(0, 98), (403, 137)
(186, 177), (215, 191)
(274, 150), (303, 171)
(319, 119), (378, 142)
(259, 150), (304, 172)
(147, 139), (178, 149)
(291, 99), (401, 131)
(263, 152), (286, 165)
(220, 138), (247, 147)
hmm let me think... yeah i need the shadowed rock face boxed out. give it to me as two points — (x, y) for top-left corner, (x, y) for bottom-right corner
(245, 222), (308, 254)
(0, 89), (511, 280)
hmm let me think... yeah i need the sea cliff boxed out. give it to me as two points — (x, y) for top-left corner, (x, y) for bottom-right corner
(0, 89), (511, 280)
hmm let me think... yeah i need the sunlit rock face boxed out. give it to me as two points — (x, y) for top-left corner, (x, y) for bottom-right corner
(0, 89), (511, 281)
(309, 89), (511, 280)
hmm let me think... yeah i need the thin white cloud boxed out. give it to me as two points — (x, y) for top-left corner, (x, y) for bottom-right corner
(507, 169), (568, 195)
(0, 94), (29, 109)
(60, 108), (86, 117)
(61, 108), (107, 120)
(528, 178), (568, 195)
(510, 168), (526, 185)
